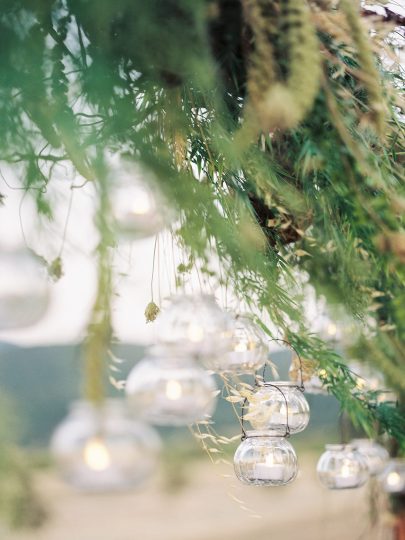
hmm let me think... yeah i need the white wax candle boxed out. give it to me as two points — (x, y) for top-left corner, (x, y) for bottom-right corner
(335, 474), (357, 488)
(254, 463), (284, 481)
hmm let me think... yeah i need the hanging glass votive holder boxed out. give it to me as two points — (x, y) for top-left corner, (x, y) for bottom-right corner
(234, 432), (298, 486)
(247, 382), (310, 435)
(50, 399), (161, 492)
(204, 313), (268, 373)
(350, 439), (389, 476)
(379, 459), (405, 494)
(157, 294), (234, 359)
(0, 247), (49, 330)
(110, 158), (171, 240)
(245, 339), (310, 436)
(126, 346), (218, 426)
(317, 444), (369, 490)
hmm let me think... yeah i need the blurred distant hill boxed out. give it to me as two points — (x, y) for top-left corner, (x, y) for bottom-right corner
(0, 344), (340, 448)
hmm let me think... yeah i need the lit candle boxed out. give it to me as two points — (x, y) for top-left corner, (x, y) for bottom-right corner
(335, 463), (357, 488)
(234, 340), (248, 353)
(165, 379), (183, 401)
(254, 453), (284, 481)
(187, 323), (205, 343)
(385, 471), (403, 492)
(326, 323), (337, 337)
(129, 190), (152, 215)
(83, 437), (111, 471)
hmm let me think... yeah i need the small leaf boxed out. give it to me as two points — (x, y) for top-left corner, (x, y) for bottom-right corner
(225, 396), (245, 403)
(109, 376), (125, 390)
(295, 249), (311, 257)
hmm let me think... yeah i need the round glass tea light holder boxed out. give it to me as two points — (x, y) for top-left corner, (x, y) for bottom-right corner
(50, 399), (161, 492)
(234, 432), (298, 486)
(317, 444), (369, 490)
(110, 159), (171, 239)
(157, 294), (234, 358)
(350, 439), (389, 476)
(247, 382), (310, 436)
(379, 459), (405, 494)
(204, 314), (268, 373)
(126, 347), (218, 426)
(0, 247), (49, 330)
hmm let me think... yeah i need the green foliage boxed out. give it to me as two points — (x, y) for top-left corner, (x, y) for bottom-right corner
(0, 396), (47, 530)
(0, 1), (403, 451)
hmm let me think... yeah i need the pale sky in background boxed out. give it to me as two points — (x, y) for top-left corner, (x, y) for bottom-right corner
(0, 163), (166, 347)
(0, 160), (362, 350)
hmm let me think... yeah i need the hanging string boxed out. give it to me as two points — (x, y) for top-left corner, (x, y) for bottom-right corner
(157, 234), (162, 306)
(162, 231), (173, 297)
(150, 235), (158, 302)
(57, 183), (75, 258)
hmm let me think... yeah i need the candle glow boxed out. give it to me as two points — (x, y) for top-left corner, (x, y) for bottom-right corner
(83, 437), (111, 471)
(187, 323), (205, 343)
(165, 379), (183, 401)
(387, 471), (401, 488)
(130, 191), (152, 215)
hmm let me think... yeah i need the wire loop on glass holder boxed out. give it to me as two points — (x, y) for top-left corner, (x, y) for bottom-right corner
(257, 338), (305, 392)
(238, 338), (308, 441)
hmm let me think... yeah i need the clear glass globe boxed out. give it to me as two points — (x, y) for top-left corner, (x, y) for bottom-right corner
(351, 439), (389, 475)
(317, 444), (369, 490)
(247, 383), (310, 435)
(0, 248), (49, 330)
(204, 314), (268, 373)
(234, 433), (298, 486)
(50, 399), (161, 492)
(156, 294), (233, 358)
(379, 459), (405, 494)
(110, 159), (170, 239)
(126, 348), (218, 426)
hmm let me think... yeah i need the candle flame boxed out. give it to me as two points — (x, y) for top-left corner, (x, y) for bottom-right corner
(187, 323), (204, 343)
(340, 463), (352, 478)
(386, 471), (401, 487)
(166, 379), (183, 401)
(83, 437), (111, 471)
(327, 323), (337, 336)
(130, 191), (152, 215)
(234, 340), (248, 353)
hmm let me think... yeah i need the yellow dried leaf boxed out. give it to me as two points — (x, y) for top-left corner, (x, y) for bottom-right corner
(295, 249), (311, 257)
(225, 396), (245, 403)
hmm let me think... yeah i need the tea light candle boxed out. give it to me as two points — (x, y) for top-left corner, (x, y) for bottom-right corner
(254, 455), (284, 481)
(335, 464), (357, 488)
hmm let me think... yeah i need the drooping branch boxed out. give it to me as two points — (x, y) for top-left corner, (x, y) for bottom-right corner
(361, 7), (405, 28)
